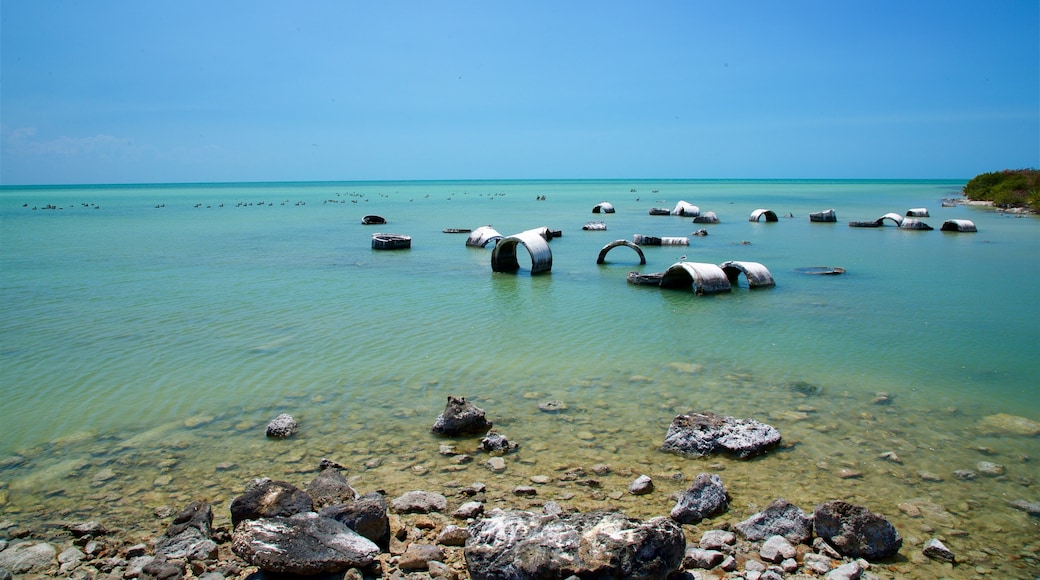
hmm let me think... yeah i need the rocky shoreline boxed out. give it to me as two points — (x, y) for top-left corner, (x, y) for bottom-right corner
(2, 398), (1038, 579)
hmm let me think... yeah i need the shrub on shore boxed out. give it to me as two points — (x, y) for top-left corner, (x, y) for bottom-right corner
(962, 168), (1040, 211)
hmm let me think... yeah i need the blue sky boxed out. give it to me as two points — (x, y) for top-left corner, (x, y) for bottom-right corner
(2, 1), (1037, 184)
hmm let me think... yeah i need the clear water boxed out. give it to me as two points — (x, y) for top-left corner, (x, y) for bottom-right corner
(1, 180), (1038, 576)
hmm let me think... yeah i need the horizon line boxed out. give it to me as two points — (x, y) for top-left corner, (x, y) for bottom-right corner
(0, 176), (971, 190)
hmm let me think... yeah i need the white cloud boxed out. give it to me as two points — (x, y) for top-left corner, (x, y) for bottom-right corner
(3, 126), (133, 157)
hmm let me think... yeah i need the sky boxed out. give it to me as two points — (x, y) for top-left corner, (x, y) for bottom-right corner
(1, 1), (1038, 185)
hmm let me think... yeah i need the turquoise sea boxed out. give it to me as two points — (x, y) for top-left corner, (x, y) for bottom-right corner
(1, 180), (1038, 576)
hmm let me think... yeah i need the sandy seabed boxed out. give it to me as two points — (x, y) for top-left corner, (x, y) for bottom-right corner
(2, 370), (1039, 578)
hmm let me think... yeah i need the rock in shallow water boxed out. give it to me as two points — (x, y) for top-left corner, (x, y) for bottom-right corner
(977, 413), (1040, 436)
(1007, 499), (1040, 516)
(465, 510), (685, 580)
(480, 430), (518, 454)
(922, 538), (955, 563)
(431, 396), (492, 436)
(390, 490), (447, 514)
(813, 500), (902, 561)
(670, 473), (729, 524)
(735, 498), (813, 544)
(306, 467), (359, 509)
(266, 413), (298, 438)
(660, 411), (781, 458)
(628, 474), (654, 495)
(232, 512), (380, 575)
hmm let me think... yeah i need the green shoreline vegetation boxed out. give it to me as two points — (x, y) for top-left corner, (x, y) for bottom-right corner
(962, 168), (1040, 212)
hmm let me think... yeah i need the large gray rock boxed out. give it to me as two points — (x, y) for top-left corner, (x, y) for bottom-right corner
(319, 492), (391, 550)
(154, 501), (218, 561)
(465, 510), (685, 580)
(306, 467), (359, 509)
(735, 498), (813, 544)
(232, 512), (380, 575)
(391, 490), (448, 514)
(813, 500), (902, 561)
(670, 473), (729, 524)
(431, 396), (492, 436)
(661, 411), (781, 458)
(266, 413), (298, 438)
(230, 478), (314, 527)
(0, 541), (57, 574)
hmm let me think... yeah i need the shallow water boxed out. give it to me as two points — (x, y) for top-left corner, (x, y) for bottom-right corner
(1, 180), (1038, 577)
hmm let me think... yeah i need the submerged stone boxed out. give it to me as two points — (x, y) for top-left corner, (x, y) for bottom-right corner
(661, 411), (781, 458)
(735, 498), (813, 544)
(977, 413), (1040, 437)
(813, 500), (902, 561)
(923, 538), (955, 563)
(670, 473), (729, 524)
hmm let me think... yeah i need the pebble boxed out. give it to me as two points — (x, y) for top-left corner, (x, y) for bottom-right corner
(460, 482), (486, 496)
(826, 561), (864, 579)
(803, 553), (833, 575)
(953, 469), (977, 480)
(683, 548), (725, 569)
(922, 538), (955, 563)
(871, 392), (893, 405)
(591, 463), (611, 475)
(760, 535), (796, 563)
(918, 471), (944, 482)
(699, 529), (736, 550)
(773, 410), (810, 422)
(967, 445), (995, 455)
(628, 475), (654, 496)
(898, 502), (922, 517)
(397, 543), (445, 571)
(529, 475), (551, 485)
(976, 461), (1006, 476)
(91, 469), (116, 486)
(453, 501), (484, 519)
(575, 431), (596, 441)
(183, 415), (214, 428)
(838, 469), (862, 479)
(513, 486), (537, 497)
(878, 451), (901, 463)
(436, 524), (469, 546)
(486, 457), (506, 473)
(538, 400), (567, 413)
